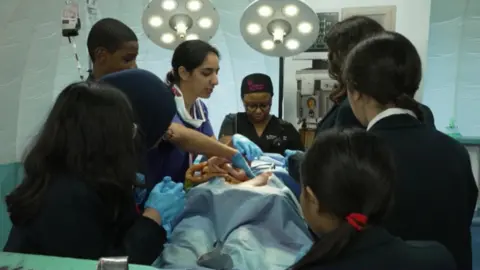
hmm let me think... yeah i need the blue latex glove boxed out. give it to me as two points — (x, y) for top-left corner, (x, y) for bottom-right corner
(284, 149), (298, 158)
(134, 173), (147, 204)
(145, 176), (186, 237)
(284, 149), (302, 170)
(231, 152), (256, 178)
(232, 134), (263, 161)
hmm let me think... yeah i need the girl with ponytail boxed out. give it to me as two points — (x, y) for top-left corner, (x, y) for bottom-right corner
(342, 31), (477, 270)
(291, 129), (455, 270)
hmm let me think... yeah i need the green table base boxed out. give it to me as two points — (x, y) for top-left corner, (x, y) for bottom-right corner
(0, 252), (157, 270)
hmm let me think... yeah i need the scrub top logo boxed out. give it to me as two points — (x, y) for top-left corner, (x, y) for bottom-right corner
(247, 80), (265, 91)
(266, 134), (277, 140)
(266, 134), (288, 141)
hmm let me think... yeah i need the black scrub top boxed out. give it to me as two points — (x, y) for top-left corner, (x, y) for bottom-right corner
(219, 113), (304, 154)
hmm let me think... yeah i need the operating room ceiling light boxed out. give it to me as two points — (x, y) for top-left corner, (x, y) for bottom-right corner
(239, 0), (320, 57)
(186, 33), (199, 40)
(142, 0), (220, 50)
(186, 0), (202, 11)
(149, 16), (163, 27)
(283, 4), (298, 17)
(247, 23), (261, 35)
(162, 0), (177, 11)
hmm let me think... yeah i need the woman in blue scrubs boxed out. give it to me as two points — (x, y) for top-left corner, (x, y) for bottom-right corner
(147, 40), (262, 186)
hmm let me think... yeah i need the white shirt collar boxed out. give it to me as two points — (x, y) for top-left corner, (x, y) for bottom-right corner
(172, 85), (205, 128)
(366, 108), (417, 131)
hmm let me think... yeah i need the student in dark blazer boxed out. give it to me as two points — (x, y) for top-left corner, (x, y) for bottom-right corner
(344, 31), (478, 270)
(287, 16), (435, 182)
(314, 16), (383, 134)
(316, 15), (435, 135)
(291, 128), (455, 270)
(3, 71), (186, 265)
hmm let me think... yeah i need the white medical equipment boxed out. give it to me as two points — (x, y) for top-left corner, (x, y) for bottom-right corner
(296, 68), (336, 129)
(62, 1), (84, 80)
(239, 0), (320, 58)
(292, 11), (339, 129)
(293, 6), (397, 129)
(142, 0), (220, 50)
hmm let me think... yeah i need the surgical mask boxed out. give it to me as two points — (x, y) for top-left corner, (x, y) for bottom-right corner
(172, 85), (205, 128)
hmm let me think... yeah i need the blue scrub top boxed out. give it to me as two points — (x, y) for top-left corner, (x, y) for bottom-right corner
(146, 100), (214, 186)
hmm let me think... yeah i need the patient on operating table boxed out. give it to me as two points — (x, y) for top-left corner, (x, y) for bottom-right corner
(185, 156), (271, 188)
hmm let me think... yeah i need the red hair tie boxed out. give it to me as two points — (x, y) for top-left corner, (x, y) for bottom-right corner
(345, 213), (368, 231)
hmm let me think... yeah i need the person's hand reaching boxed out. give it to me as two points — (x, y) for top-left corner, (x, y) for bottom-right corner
(144, 177), (185, 237)
(207, 156), (229, 174)
(231, 152), (256, 178)
(239, 171), (272, 187)
(222, 163), (248, 181)
(231, 134), (263, 161)
(284, 149), (302, 170)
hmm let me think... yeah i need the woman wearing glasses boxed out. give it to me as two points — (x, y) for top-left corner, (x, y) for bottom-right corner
(219, 73), (304, 155)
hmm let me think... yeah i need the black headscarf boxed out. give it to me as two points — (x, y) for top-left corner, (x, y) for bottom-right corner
(100, 69), (176, 150)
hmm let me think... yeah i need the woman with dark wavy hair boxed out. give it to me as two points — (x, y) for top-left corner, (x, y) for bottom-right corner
(316, 16), (435, 134)
(3, 76), (185, 265)
(314, 16), (385, 134)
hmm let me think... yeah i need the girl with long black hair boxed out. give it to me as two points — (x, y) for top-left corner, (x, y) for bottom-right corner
(291, 129), (455, 270)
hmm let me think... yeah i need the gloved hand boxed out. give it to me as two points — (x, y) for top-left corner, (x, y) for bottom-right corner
(284, 149), (299, 158)
(145, 177), (186, 236)
(134, 173), (147, 205)
(232, 134), (263, 161)
(284, 149), (302, 170)
(231, 152), (256, 179)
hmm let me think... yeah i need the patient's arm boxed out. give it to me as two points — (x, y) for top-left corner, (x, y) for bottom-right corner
(239, 172), (272, 187)
(191, 156), (271, 186)
(207, 156), (229, 174)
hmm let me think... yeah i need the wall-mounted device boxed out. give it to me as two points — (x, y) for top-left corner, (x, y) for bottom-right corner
(296, 69), (335, 123)
(61, 1), (84, 80)
(292, 6), (397, 130)
(292, 11), (340, 129)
